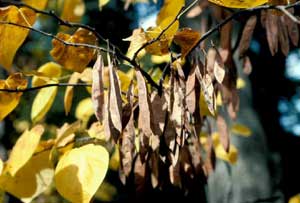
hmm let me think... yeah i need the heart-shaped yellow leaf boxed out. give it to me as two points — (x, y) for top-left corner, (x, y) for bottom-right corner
(55, 144), (109, 203)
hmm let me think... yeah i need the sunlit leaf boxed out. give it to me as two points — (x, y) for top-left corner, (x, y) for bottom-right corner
(22, 0), (48, 10)
(64, 72), (80, 115)
(55, 144), (109, 203)
(88, 122), (106, 140)
(231, 123), (252, 137)
(0, 151), (54, 203)
(31, 62), (62, 88)
(123, 28), (147, 59)
(289, 194), (300, 203)
(5, 125), (44, 176)
(0, 73), (27, 121)
(145, 17), (179, 56)
(59, 0), (85, 23)
(31, 85), (58, 123)
(208, 0), (268, 8)
(50, 28), (97, 72)
(56, 121), (81, 147)
(0, 6), (36, 70)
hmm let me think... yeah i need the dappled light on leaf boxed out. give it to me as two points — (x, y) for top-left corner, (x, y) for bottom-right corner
(55, 144), (109, 203)
(31, 62), (62, 87)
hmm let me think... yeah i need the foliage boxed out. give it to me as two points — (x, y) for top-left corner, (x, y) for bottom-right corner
(0, 0), (299, 202)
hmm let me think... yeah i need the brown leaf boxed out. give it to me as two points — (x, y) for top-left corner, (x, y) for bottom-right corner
(186, 65), (197, 114)
(187, 136), (203, 175)
(201, 74), (216, 115)
(169, 147), (181, 187)
(174, 28), (201, 58)
(243, 56), (252, 75)
(120, 109), (135, 177)
(150, 151), (159, 188)
(136, 69), (153, 144)
(214, 49), (226, 84)
(186, 1), (209, 18)
(278, 19), (289, 56)
(238, 15), (257, 57)
(216, 115), (229, 152)
(285, 8), (299, 46)
(92, 54), (105, 122)
(151, 91), (168, 136)
(206, 48), (217, 78)
(266, 11), (279, 56)
(134, 155), (146, 194)
(227, 89), (240, 120)
(204, 135), (215, 176)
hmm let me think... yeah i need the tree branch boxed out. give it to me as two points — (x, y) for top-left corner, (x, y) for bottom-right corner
(0, 83), (90, 93)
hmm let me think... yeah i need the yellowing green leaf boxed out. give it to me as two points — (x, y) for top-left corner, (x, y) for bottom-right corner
(75, 97), (94, 121)
(31, 85), (58, 123)
(5, 125), (44, 176)
(31, 62), (62, 87)
(231, 123), (252, 137)
(22, 0), (48, 10)
(0, 6), (36, 70)
(289, 194), (300, 203)
(50, 28), (97, 72)
(59, 0), (85, 23)
(0, 151), (54, 203)
(64, 72), (80, 115)
(55, 144), (109, 203)
(208, 0), (268, 8)
(99, 0), (110, 10)
(0, 74), (28, 121)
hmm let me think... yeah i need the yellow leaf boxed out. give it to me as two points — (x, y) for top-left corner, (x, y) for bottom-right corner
(0, 73), (28, 121)
(99, 0), (110, 10)
(55, 121), (81, 147)
(59, 0), (85, 23)
(151, 54), (170, 64)
(231, 123), (252, 137)
(208, 0), (268, 8)
(212, 133), (238, 164)
(22, 0), (48, 10)
(88, 122), (106, 141)
(75, 97), (94, 121)
(289, 194), (300, 203)
(55, 144), (109, 203)
(237, 77), (246, 89)
(145, 17), (179, 55)
(0, 151), (54, 203)
(31, 62), (62, 87)
(50, 28), (97, 72)
(5, 125), (44, 176)
(80, 68), (93, 93)
(123, 28), (147, 59)
(156, 0), (184, 25)
(31, 85), (58, 123)
(64, 72), (80, 115)
(0, 6), (36, 70)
